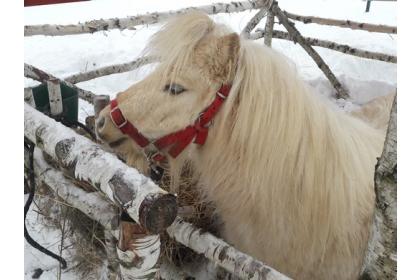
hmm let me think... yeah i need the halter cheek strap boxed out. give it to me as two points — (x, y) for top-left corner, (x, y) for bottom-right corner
(109, 84), (231, 163)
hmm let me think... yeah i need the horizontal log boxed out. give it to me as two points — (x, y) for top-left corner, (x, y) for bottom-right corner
(64, 56), (156, 84)
(283, 11), (397, 34)
(24, 0), (267, 36)
(24, 63), (97, 104)
(251, 29), (397, 63)
(166, 217), (292, 280)
(32, 148), (120, 230)
(25, 103), (177, 234)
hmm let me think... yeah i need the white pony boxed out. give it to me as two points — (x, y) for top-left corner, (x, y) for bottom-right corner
(96, 12), (388, 279)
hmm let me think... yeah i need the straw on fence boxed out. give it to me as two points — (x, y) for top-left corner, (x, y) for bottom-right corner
(251, 29), (397, 63)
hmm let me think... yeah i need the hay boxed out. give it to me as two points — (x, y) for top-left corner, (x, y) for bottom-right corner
(157, 163), (224, 268)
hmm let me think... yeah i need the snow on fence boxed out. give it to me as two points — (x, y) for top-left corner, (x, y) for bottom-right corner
(24, 0), (397, 279)
(28, 122), (291, 279)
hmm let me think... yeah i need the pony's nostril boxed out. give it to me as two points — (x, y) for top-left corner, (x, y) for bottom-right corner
(96, 116), (105, 130)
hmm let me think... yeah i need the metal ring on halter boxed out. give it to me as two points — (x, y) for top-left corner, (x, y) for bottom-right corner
(217, 91), (227, 99)
(197, 112), (213, 129)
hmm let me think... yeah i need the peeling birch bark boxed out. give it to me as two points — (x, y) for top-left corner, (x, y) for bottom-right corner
(167, 217), (292, 280)
(240, 8), (268, 39)
(263, 8), (275, 47)
(104, 229), (120, 279)
(24, 87), (35, 106)
(24, 1), (266, 37)
(251, 29), (397, 63)
(117, 221), (160, 279)
(47, 78), (63, 116)
(25, 63), (97, 104)
(32, 148), (120, 230)
(283, 11), (397, 34)
(272, 4), (349, 99)
(361, 94), (397, 279)
(65, 56), (156, 84)
(25, 104), (177, 233)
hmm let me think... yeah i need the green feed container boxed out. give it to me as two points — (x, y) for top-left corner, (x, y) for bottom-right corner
(32, 82), (79, 124)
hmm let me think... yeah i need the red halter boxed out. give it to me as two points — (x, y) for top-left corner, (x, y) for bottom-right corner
(110, 84), (231, 163)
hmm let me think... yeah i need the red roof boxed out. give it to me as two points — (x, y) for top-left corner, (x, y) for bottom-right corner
(25, 0), (89, 7)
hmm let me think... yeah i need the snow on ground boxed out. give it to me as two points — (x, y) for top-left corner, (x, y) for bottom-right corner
(24, 0), (397, 279)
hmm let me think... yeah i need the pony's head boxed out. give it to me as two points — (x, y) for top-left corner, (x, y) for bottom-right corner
(96, 12), (240, 174)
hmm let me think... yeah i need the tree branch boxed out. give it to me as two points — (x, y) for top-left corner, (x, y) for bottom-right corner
(263, 6), (275, 47)
(284, 11), (397, 34)
(361, 94), (397, 279)
(240, 8), (268, 39)
(272, 4), (349, 99)
(25, 0), (266, 36)
(251, 29), (397, 63)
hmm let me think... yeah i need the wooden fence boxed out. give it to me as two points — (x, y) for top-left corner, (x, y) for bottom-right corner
(24, 0), (397, 279)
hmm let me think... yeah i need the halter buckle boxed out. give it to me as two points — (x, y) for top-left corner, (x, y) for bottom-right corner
(110, 106), (128, 129)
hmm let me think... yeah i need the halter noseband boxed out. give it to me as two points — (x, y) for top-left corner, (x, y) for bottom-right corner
(109, 84), (231, 164)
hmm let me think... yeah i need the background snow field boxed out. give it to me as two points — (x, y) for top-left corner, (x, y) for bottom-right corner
(24, 0), (396, 279)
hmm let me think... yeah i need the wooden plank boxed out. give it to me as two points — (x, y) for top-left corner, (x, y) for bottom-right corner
(47, 78), (63, 116)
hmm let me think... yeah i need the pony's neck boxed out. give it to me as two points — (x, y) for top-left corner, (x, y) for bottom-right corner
(192, 42), (382, 241)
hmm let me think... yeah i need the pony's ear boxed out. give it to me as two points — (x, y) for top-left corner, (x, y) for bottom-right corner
(194, 32), (240, 83)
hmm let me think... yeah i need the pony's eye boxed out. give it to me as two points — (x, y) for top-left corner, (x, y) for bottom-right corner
(164, 83), (186, 95)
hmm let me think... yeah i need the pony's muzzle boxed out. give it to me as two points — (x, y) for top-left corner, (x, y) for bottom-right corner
(95, 107), (124, 145)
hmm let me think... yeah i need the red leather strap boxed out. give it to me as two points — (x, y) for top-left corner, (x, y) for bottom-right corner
(109, 84), (231, 161)
(110, 99), (150, 147)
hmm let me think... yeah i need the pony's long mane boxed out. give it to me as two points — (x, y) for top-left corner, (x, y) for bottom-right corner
(141, 12), (384, 278)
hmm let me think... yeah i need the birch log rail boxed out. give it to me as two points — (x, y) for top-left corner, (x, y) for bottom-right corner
(31, 148), (163, 279)
(283, 11), (397, 34)
(64, 56), (156, 84)
(167, 217), (292, 280)
(24, 103), (177, 234)
(30, 146), (292, 279)
(24, 0), (267, 36)
(24, 63), (97, 103)
(31, 148), (120, 231)
(251, 29), (397, 63)
(272, 4), (349, 99)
